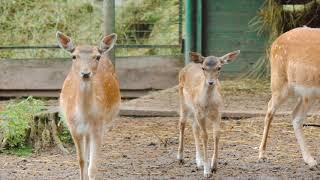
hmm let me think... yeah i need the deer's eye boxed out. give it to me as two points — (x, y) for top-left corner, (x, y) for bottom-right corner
(217, 67), (221, 71)
(202, 67), (205, 71)
(72, 55), (76, 60)
(96, 55), (101, 61)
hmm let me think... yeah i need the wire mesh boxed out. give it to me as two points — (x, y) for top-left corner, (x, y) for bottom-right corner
(0, 0), (182, 59)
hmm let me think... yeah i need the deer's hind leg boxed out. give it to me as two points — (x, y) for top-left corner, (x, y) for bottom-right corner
(259, 82), (289, 161)
(292, 97), (317, 169)
(177, 87), (190, 163)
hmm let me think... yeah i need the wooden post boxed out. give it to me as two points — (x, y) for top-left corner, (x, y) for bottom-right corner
(103, 0), (116, 66)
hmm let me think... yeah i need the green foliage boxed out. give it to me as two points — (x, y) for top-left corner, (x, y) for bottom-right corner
(116, 0), (181, 56)
(58, 126), (73, 145)
(57, 112), (73, 145)
(1, 145), (33, 156)
(0, 97), (45, 148)
(0, 0), (103, 59)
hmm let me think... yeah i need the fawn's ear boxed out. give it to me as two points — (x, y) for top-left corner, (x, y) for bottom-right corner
(220, 50), (240, 64)
(189, 52), (204, 63)
(56, 31), (75, 53)
(99, 33), (117, 53)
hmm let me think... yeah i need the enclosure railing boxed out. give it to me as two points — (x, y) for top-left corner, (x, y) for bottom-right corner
(0, 0), (183, 59)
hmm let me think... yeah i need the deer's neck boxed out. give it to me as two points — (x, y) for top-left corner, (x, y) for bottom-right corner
(77, 80), (95, 109)
(198, 81), (217, 105)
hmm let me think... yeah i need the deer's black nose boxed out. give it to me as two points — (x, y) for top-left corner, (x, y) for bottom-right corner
(81, 72), (91, 79)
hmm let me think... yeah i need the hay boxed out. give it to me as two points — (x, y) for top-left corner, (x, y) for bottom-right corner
(244, 0), (320, 79)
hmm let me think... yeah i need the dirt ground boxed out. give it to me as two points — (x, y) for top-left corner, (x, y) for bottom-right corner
(1, 81), (320, 179)
(0, 115), (320, 179)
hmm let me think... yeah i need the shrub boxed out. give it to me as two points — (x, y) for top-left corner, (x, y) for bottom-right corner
(0, 97), (45, 148)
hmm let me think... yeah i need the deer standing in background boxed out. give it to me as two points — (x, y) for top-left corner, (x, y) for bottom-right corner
(177, 50), (240, 177)
(259, 27), (320, 169)
(57, 31), (121, 179)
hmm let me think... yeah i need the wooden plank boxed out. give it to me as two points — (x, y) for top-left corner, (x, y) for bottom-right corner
(0, 56), (182, 91)
(0, 89), (152, 99)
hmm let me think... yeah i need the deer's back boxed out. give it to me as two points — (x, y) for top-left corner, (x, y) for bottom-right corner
(271, 27), (320, 88)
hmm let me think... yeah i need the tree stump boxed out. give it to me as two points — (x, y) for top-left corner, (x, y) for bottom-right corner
(28, 107), (70, 154)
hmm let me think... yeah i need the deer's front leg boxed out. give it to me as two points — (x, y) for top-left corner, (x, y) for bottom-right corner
(195, 112), (211, 178)
(210, 114), (221, 172)
(88, 127), (102, 180)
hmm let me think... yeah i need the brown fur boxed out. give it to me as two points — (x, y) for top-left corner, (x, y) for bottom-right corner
(57, 31), (120, 180)
(259, 27), (319, 169)
(177, 50), (240, 177)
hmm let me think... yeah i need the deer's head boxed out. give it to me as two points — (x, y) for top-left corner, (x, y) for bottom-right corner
(190, 50), (240, 86)
(56, 31), (117, 81)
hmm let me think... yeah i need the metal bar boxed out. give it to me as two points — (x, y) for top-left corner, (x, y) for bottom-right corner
(184, 0), (194, 64)
(178, 0), (183, 45)
(196, 0), (202, 53)
(0, 44), (180, 50)
(303, 124), (320, 128)
(116, 44), (180, 48)
(103, 0), (116, 65)
(0, 45), (60, 49)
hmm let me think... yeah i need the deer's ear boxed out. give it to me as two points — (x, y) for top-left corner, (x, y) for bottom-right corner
(189, 52), (204, 63)
(99, 33), (117, 53)
(56, 31), (75, 53)
(220, 50), (240, 64)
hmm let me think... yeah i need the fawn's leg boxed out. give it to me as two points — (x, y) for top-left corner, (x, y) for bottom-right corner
(211, 114), (221, 172)
(196, 112), (211, 177)
(192, 120), (203, 169)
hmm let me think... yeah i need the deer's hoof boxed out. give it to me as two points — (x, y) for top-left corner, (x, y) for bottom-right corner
(203, 171), (212, 178)
(258, 155), (268, 163)
(308, 160), (318, 170)
(178, 159), (184, 165)
(211, 165), (217, 173)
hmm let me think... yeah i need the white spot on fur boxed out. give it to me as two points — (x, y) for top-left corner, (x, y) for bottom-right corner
(292, 85), (320, 97)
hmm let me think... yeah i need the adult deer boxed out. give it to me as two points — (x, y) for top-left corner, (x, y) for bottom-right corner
(57, 31), (120, 179)
(177, 50), (240, 177)
(259, 27), (319, 169)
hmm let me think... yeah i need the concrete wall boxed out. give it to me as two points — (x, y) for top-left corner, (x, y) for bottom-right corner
(0, 56), (183, 98)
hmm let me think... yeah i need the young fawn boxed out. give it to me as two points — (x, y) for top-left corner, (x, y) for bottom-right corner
(177, 50), (240, 177)
(259, 27), (320, 169)
(57, 32), (121, 179)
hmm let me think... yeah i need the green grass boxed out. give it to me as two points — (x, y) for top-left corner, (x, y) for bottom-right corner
(1, 145), (33, 156)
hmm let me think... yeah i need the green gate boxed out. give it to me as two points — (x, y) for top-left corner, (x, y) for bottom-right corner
(185, 0), (267, 78)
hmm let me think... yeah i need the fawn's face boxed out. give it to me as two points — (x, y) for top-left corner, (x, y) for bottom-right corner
(190, 50), (240, 86)
(56, 32), (117, 81)
(201, 56), (223, 86)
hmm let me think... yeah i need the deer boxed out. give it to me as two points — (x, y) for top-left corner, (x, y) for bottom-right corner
(177, 50), (240, 177)
(56, 31), (121, 180)
(259, 26), (320, 170)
